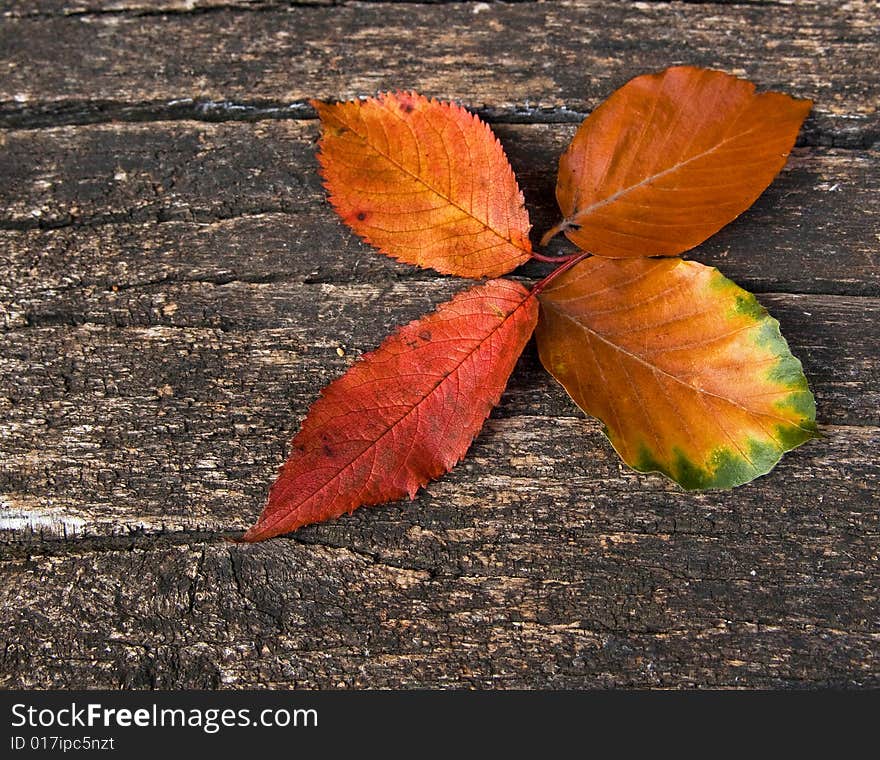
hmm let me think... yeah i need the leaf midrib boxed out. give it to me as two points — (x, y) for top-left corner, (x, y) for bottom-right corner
(565, 123), (763, 225)
(541, 297), (812, 434)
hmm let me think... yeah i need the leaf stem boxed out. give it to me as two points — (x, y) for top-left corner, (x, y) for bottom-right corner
(530, 250), (578, 264)
(539, 219), (570, 248)
(530, 251), (591, 296)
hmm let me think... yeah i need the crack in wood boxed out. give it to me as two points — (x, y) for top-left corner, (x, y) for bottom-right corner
(0, 99), (875, 150)
(4, 1), (543, 21)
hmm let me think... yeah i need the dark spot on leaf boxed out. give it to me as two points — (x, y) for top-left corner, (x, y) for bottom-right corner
(357, 211), (367, 221)
(419, 330), (432, 342)
(322, 444), (334, 457)
(402, 102), (414, 113)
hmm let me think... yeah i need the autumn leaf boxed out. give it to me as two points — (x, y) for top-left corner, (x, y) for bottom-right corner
(536, 257), (818, 489)
(313, 92), (533, 279)
(541, 66), (811, 257)
(242, 279), (538, 541)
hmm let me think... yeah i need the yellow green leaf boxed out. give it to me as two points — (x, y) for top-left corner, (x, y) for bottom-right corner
(536, 257), (818, 489)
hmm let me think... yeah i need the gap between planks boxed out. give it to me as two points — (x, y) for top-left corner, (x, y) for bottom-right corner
(0, 0), (807, 23)
(0, 100), (874, 151)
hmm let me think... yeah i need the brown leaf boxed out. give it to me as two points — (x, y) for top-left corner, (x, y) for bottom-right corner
(543, 66), (811, 257)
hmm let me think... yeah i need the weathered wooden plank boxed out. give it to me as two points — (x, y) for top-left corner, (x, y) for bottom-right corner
(0, 1), (876, 142)
(1, 0), (334, 15)
(1, 121), (877, 296)
(0, 121), (322, 228)
(1, 285), (876, 542)
(1, 0), (876, 692)
(0, 409), (876, 541)
(2, 286), (875, 422)
(0, 0), (805, 17)
(2, 283), (877, 426)
(1, 529), (877, 688)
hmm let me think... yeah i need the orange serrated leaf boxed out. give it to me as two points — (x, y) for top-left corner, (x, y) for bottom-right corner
(536, 257), (818, 489)
(242, 279), (538, 541)
(313, 91), (533, 278)
(543, 66), (812, 257)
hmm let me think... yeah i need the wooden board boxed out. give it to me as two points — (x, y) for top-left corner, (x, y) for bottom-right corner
(0, 0), (878, 689)
(1, 291), (876, 538)
(1, 0), (877, 146)
(1, 123), (877, 296)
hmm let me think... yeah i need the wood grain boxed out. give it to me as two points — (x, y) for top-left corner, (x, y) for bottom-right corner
(0, 1), (877, 145)
(1, 122), (877, 296)
(1, 526), (878, 689)
(1, 0), (878, 689)
(0, 287), (876, 541)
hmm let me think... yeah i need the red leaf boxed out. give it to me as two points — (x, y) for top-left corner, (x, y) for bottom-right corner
(313, 92), (533, 278)
(242, 279), (538, 541)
